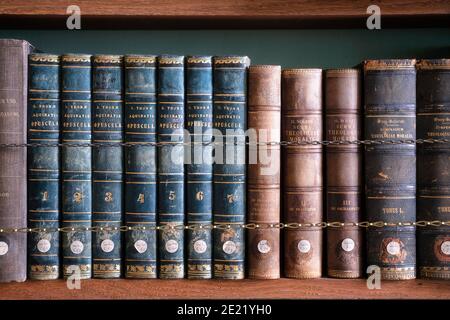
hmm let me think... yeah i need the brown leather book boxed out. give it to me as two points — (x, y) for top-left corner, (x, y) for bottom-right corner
(325, 69), (363, 278)
(0, 39), (33, 282)
(282, 69), (323, 279)
(247, 65), (281, 279)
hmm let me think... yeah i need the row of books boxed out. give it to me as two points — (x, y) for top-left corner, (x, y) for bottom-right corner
(0, 39), (448, 283)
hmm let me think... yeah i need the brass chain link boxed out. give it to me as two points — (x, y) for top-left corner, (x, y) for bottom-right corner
(1, 220), (449, 233)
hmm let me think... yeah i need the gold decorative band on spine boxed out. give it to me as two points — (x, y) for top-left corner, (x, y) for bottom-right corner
(249, 65), (281, 71)
(381, 267), (416, 280)
(29, 54), (60, 63)
(282, 68), (322, 75)
(328, 269), (361, 279)
(159, 56), (184, 65)
(214, 56), (250, 65)
(364, 59), (416, 70)
(93, 55), (123, 64)
(284, 271), (322, 279)
(187, 56), (212, 64)
(61, 54), (92, 63)
(420, 267), (450, 279)
(124, 55), (157, 64)
(417, 59), (450, 70)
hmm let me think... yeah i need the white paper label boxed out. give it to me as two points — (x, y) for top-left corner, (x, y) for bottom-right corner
(101, 239), (115, 253)
(257, 240), (271, 254)
(70, 240), (84, 255)
(165, 239), (179, 253)
(440, 241), (450, 255)
(193, 240), (207, 254)
(134, 240), (147, 254)
(223, 240), (237, 255)
(297, 240), (311, 253)
(386, 241), (401, 255)
(37, 239), (51, 253)
(341, 238), (355, 252)
(0, 241), (8, 256)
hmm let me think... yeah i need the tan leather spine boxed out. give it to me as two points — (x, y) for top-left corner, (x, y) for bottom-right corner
(247, 65), (281, 279)
(282, 69), (323, 279)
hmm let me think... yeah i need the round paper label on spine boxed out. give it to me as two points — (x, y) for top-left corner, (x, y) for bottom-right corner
(297, 240), (311, 253)
(0, 241), (8, 256)
(165, 240), (179, 253)
(341, 238), (355, 252)
(193, 240), (207, 254)
(440, 241), (450, 255)
(223, 240), (237, 255)
(134, 240), (147, 254)
(70, 240), (84, 255)
(37, 239), (51, 253)
(101, 239), (115, 253)
(386, 241), (401, 255)
(257, 240), (271, 254)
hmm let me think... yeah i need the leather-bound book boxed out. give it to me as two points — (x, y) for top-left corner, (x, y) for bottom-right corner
(0, 39), (33, 283)
(247, 65), (281, 279)
(28, 53), (60, 280)
(158, 55), (185, 279)
(186, 56), (213, 279)
(364, 59), (416, 280)
(282, 68), (323, 279)
(61, 54), (92, 279)
(92, 55), (124, 279)
(213, 56), (250, 279)
(325, 69), (363, 278)
(417, 59), (450, 279)
(124, 55), (157, 278)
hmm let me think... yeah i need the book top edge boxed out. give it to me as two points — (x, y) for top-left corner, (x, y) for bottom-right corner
(364, 59), (416, 70)
(282, 68), (322, 74)
(249, 65), (281, 70)
(417, 59), (450, 70)
(325, 68), (360, 75)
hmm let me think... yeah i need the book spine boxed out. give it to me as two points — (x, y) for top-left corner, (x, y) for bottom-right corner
(27, 53), (60, 280)
(325, 69), (363, 279)
(92, 55), (124, 278)
(417, 59), (450, 280)
(282, 69), (323, 279)
(158, 55), (185, 279)
(0, 39), (32, 283)
(247, 65), (281, 279)
(124, 55), (158, 278)
(186, 56), (213, 279)
(364, 59), (416, 280)
(213, 56), (250, 279)
(61, 54), (92, 279)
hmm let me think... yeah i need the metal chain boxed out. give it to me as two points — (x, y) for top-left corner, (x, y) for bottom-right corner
(1, 220), (449, 233)
(2, 138), (450, 148)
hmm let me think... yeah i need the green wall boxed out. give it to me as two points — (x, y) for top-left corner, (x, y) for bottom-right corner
(0, 29), (449, 68)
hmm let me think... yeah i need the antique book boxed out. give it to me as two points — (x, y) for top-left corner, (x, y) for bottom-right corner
(124, 55), (158, 279)
(158, 55), (185, 279)
(28, 53), (60, 280)
(364, 59), (416, 280)
(213, 56), (250, 279)
(325, 69), (363, 278)
(417, 59), (450, 279)
(92, 55), (124, 279)
(282, 68), (323, 279)
(0, 39), (33, 283)
(247, 65), (281, 279)
(186, 56), (213, 279)
(61, 54), (92, 279)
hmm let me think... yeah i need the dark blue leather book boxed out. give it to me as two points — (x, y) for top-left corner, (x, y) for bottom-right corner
(213, 56), (250, 279)
(124, 55), (158, 278)
(28, 53), (60, 280)
(92, 55), (124, 279)
(61, 54), (92, 279)
(157, 55), (185, 279)
(186, 56), (213, 279)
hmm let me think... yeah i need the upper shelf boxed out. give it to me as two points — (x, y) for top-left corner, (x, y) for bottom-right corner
(0, 0), (449, 29)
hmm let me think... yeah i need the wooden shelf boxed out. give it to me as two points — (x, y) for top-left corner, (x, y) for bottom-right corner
(1, 278), (449, 299)
(0, 0), (449, 28)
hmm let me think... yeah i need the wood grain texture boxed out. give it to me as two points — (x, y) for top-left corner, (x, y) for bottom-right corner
(0, 279), (449, 299)
(0, 0), (449, 28)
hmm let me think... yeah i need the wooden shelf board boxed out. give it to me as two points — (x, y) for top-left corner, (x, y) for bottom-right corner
(0, 0), (449, 28)
(1, 278), (449, 300)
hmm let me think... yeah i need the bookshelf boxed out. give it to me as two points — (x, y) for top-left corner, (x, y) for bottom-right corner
(0, 0), (450, 300)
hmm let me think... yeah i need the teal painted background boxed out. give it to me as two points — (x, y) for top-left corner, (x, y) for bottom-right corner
(0, 29), (449, 68)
